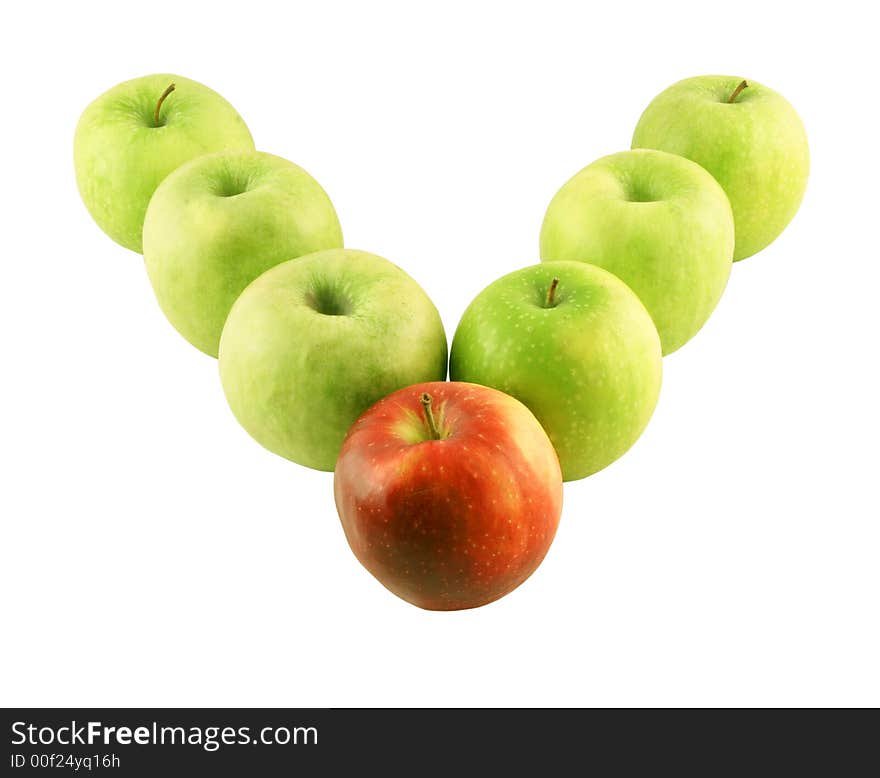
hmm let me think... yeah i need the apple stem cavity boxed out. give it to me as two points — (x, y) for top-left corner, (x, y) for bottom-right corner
(545, 277), (560, 308)
(153, 82), (176, 127)
(727, 79), (748, 104)
(420, 393), (442, 440)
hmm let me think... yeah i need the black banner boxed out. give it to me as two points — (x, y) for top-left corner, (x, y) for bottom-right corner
(1, 708), (876, 774)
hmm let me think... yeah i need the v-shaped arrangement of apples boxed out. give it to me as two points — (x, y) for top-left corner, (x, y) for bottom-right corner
(75, 73), (808, 610)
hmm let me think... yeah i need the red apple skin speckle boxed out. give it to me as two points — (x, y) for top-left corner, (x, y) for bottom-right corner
(334, 381), (563, 610)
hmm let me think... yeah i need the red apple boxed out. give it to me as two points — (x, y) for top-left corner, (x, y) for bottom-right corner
(334, 381), (563, 610)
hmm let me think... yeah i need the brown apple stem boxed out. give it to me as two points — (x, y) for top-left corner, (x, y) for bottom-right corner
(153, 82), (176, 126)
(545, 277), (560, 307)
(727, 79), (748, 103)
(420, 393), (442, 440)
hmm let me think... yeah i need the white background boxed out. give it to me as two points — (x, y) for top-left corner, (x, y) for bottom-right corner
(2, 0), (877, 707)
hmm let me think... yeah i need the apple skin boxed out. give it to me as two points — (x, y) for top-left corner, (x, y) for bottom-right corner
(74, 73), (255, 253)
(450, 261), (662, 481)
(632, 75), (809, 261)
(219, 249), (448, 472)
(334, 381), (563, 611)
(143, 150), (343, 356)
(540, 149), (734, 354)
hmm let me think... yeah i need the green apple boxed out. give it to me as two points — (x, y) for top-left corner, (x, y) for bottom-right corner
(219, 249), (448, 471)
(74, 73), (254, 253)
(450, 261), (662, 481)
(632, 75), (809, 261)
(143, 150), (343, 357)
(540, 149), (734, 354)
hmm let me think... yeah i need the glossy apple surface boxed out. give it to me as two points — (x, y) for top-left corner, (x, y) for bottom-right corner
(450, 261), (662, 481)
(74, 73), (255, 253)
(632, 75), (809, 261)
(334, 381), (563, 610)
(219, 249), (447, 472)
(540, 149), (734, 354)
(144, 150), (343, 356)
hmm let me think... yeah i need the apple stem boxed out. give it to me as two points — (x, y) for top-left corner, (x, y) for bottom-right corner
(420, 393), (442, 440)
(153, 82), (176, 126)
(545, 277), (560, 308)
(727, 79), (748, 103)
